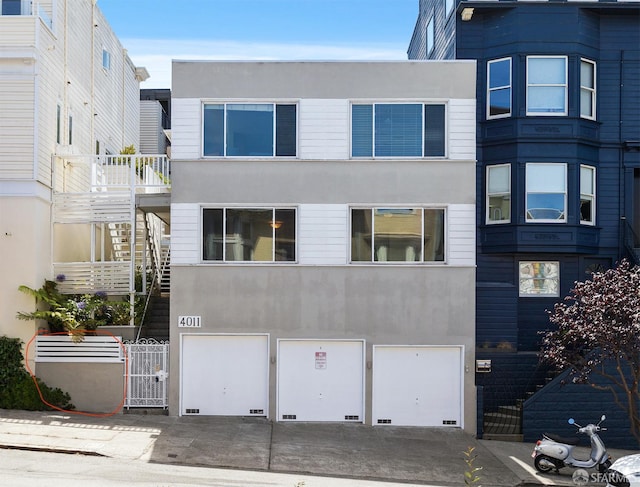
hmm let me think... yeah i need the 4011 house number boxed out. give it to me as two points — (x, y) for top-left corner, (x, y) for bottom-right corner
(178, 316), (202, 328)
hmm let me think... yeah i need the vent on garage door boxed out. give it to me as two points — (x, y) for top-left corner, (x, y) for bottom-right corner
(377, 419), (392, 424)
(185, 409), (200, 414)
(249, 409), (264, 415)
(282, 414), (297, 420)
(442, 420), (458, 425)
(345, 415), (360, 421)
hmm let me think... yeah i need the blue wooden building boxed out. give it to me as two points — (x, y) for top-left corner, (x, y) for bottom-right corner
(408, 0), (640, 448)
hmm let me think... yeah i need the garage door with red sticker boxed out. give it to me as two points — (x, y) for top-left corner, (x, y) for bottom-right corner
(277, 339), (365, 422)
(372, 345), (463, 427)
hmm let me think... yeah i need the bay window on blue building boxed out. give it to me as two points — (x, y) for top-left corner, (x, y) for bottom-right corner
(409, 0), (640, 448)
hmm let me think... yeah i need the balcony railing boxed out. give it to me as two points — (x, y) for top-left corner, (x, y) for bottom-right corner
(53, 154), (170, 194)
(0, 1), (52, 29)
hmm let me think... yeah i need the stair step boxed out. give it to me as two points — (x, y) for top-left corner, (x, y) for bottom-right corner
(482, 433), (524, 442)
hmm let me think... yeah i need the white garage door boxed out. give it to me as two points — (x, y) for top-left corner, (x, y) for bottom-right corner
(277, 339), (365, 422)
(181, 334), (269, 416)
(372, 346), (463, 427)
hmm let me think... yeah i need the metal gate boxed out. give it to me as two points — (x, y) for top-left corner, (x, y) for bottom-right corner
(124, 339), (169, 408)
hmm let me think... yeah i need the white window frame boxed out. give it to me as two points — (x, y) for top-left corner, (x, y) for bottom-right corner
(519, 261), (560, 297)
(486, 164), (511, 224)
(350, 206), (447, 264)
(526, 56), (568, 116)
(580, 165), (596, 226)
(487, 57), (512, 120)
(426, 16), (435, 56)
(202, 102), (297, 158)
(525, 163), (567, 223)
(102, 48), (111, 71)
(580, 58), (596, 120)
(201, 206), (297, 264)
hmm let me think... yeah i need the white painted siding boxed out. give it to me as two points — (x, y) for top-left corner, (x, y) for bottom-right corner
(171, 98), (201, 160)
(447, 204), (475, 266)
(0, 75), (35, 179)
(298, 204), (348, 265)
(448, 99), (476, 161)
(140, 100), (166, 154)
(299, 99), (349, 160)
(171, 203), (200, 264)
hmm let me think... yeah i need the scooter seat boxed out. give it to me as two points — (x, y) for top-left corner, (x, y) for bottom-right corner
(543, 433), (580, 445)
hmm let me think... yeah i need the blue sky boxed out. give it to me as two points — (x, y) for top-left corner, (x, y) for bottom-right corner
(97, 0), (418, 88)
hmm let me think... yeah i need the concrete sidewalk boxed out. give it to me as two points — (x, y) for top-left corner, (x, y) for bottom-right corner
(0, 409), (635, 486)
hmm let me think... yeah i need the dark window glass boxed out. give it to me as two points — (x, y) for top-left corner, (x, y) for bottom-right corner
(226, 104), (273, 156)
(2, 0), (21, 15)
(424, 104), (445, 157)
(351, 105), (373, 157)
(203, 209), (223, 260)
(275, 104), (296, 156)
(203, 105), (224, 156)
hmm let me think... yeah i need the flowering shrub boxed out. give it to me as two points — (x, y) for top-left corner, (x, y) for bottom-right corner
(17, 280), (139, 338)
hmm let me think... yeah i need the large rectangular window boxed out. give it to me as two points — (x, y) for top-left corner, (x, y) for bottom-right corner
(351, 103), (446, 158)
(580, 59), (596, 120)
(487, 164), (511, 224)
(203, 103), (297, 157)
(487, 58), (511, 119)
(203, 208), (296, 262)
(351, 208), (445, 263)
(519, 261), (559, 297)
(580, 165), (595, 225)
(526, 163), (566, 222)
(527, 56), (567, 115)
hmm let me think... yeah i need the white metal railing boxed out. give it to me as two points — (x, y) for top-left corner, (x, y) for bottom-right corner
(53, 192), (132, 223)
(52, 262), (131, 294)
(52, 154), (170, 193)
(35, 335), (124, 363)
(125, 339), (169, 408)
(0, 1), (52, 29)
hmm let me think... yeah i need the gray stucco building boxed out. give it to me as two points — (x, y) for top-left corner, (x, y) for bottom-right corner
(169, 61), (478, 433)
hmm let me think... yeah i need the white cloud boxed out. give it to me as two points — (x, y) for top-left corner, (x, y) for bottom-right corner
(123, 38), (408, 89)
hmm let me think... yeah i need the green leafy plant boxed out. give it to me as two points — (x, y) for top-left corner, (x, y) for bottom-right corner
(17, 280), (140, 342)
(463, 446), (482, 486)
(0, 336), (73, 410)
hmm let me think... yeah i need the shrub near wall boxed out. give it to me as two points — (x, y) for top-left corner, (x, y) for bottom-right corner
(0, 336), (73, 411)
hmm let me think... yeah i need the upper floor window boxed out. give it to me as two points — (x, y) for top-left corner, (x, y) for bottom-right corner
(56, 104), (62, 144)
(351, 103), (446, 158)
(351, 208), (445, 263)
(68, 114), (73, 145)
(445, 0), (454, 17)
(519, 261), (560, 297)
(202, 207), (296, 262)
(102, 49), (111, 70)
(487, 58), (511, 119)
(487, 164), (511, 224)
(1, 0), (21, 15)
(203, 103), (297, 157)
(580, 165), (596, 225)
(526, 56), (567, 116)
(526, 163), (566, 222)
(426, 16), (434, 56)
(580, 59), (596, 119)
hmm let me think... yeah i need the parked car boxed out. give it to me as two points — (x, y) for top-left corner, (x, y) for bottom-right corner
(606, 454), (640, 487)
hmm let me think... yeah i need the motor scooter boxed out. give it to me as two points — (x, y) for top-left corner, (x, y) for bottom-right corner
(532, 415), (612, 474)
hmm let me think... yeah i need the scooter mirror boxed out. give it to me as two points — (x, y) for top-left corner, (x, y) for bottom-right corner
(568, 418), (575, 425)
(601, 415), (606, 421)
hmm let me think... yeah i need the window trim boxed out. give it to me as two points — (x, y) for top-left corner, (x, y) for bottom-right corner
(201, 206), (297, 264)
(202, 102), (298, 158)
(526, 55), (568, 116)
(350, 102), (447, 159)
(487, 57), (512, 120)
(486, 164), (511, 224)
(580, 58), (596, 120)
(525, 163), (567, 223)
(349, 206), (447, 264)
(519, 261), (560, 297)
(426, 15), (435, 57)
(580, 164), (596, 226)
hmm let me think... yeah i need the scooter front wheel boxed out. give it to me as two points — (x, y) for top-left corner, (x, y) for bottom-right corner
(534, 454), (557, 473)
